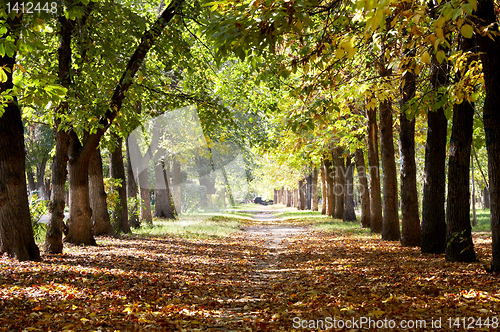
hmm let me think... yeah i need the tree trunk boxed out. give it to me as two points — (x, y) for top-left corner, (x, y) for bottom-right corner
(354, 149), (371, 228)
(65, 131), (96, 245)
(312, 168), (319, 211)
(367, 107), (383, 233)
(0, 15), (41, 261)
(484, 187), (490, 209)
(45, 126), (70, 254)
(379, 72), (400, 241)
(139, 168), (153, 224)
(126, 143), (140, 228)
(476, 0), (500, 271)
(343, 157), (357, 221)
(45, 15), (75, 254)
(153, 158), (175, 219)
(298, 179), (307, 210)
(36, 156), (48, 200)
(110, 136), (130, 233)
(324, 158), (335, 216)
(445, 37), (476, 262)
(399, 56), (421, 247)
(471, 153), (477, 227)
(305, 172), (312, 210)
(27, 170), (36, 192)
(89, 147), (115, 236)
(321, 161), (327, 215)
(421, 45), (449, 254)
(333, 148), (345, 219)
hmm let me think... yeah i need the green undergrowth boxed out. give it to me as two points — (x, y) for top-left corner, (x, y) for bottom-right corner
(129, 214), (244, 239)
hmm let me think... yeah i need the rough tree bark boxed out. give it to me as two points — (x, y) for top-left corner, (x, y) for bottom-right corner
(366, 107), (383, 233)
(312, 168), (319, 211)
(0, 14), (41, 261)
(27, 171), (36, 192)
(305, 171), (312, 210)
(400, 51), (421, 247)
(126, 144), (140, 228)
(343, 157), (357, 222)
(35, 156), (48, 200)
(445, 35), (477, 262)
(110, 136), (130, 233)
(298, 179), (307, 210)
(324, 158), (335, 217)
(153, 156), (175, 219)
(421, 38), (449, 254)
(45, 15), (75, 254)
(89, 147), (115, 236)
(354, 149), (371, 228)
(378, 46), (400, 241)
(321, 161), (327, 215)
(333, 148), (345, 219)
(65, 131), (96, 245)
(476, 0), (500, 272)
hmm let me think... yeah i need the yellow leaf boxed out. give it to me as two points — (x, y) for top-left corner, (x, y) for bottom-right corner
(421, 51), (431, 64)
(461, 24), (474, 38)
(436, 50), (446, 64)
(14, 64), (26, 73)
(138, 74), (144, 83)
(0, 68), (7, 83)
(370, 309), (385, 316)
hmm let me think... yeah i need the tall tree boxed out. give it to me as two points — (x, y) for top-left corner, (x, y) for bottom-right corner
(153, 155), (176, 219)
(45, 15), (75, 254)
(320, 161), (327, 215)
(311, 168), (319, 211)
(110, 135), (130, 233)
(354, 148), (371, 228)
(333, 148), (345, 219)
(298, 179), (307, 210)
(0, 13), (41, 261)
(323, 157), (335, 217)
(399, 51), (421, 247)
(63, 0), (184, 244)
(379, 40), (400, 241)
(476, 0), (500, 272)
(343, 156), (357, 222)
(367, 107), (383, 233)
(126, 143), (140, 228)
(89, 147), (115, 236)
(445, 35), (477, 262)
(421, 9), (449, 253)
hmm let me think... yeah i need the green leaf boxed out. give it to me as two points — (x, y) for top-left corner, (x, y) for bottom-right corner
(5, 41), (16, 57)
(461, 24), (474, 38)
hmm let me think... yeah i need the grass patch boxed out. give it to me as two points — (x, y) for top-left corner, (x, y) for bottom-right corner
(472, 208), (491, 232)
(274, 210), (328, 219)
(313, 219), (374, 236)
(129, 214), (243, 239)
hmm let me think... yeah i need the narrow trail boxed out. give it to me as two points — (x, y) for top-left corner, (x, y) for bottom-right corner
(237, 212), (308, 316)
(211, 210), (309, 329)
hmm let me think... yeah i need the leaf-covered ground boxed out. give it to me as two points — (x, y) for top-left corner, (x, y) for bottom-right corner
(1, 216), (499, 331)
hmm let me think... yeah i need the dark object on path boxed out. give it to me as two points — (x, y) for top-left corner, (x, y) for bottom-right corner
(253, 197), (267, 205)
